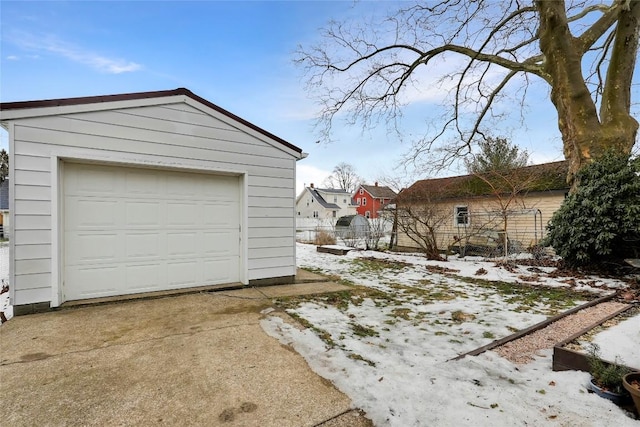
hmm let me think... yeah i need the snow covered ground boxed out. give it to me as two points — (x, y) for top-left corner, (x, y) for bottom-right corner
(261, 243), (638, 426)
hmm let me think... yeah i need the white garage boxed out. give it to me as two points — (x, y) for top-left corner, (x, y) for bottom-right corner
(0, 88), (305, 313)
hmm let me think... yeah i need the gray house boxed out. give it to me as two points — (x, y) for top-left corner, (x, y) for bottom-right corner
(0, 88), (305, 313)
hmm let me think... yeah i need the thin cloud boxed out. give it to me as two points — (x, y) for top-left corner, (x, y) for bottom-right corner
(10, 32), (141, 74)
(6, 55), (19, 60)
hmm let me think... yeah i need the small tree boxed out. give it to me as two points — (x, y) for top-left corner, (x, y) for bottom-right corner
(323, 162), (362, 193)
(395, 189), (449, 260)
(0, 149), (8, 183)
(465, 138), (529, 174)
(365, 215), (389, 250)
(465, 138), (532, 257)
(544, 152), (640, 266)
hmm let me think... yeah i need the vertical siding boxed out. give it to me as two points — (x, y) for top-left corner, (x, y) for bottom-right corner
(10, 102), (298, 305)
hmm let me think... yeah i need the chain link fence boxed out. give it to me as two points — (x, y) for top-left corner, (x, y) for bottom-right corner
(298, 209), (549, 260)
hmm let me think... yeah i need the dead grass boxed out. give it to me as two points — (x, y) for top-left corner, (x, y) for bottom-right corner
(314, 230), (336, 246)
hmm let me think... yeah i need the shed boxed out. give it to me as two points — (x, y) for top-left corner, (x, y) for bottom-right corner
(0, 88), (305, 313)
(335, 215), (370, 240)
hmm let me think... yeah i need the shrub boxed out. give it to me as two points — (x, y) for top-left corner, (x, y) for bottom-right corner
(543, 152), (640, 267)
(586, 343), (631, 395)
(314, 229), (336, 246)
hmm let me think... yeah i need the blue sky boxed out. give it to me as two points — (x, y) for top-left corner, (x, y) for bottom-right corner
(1, 0), (617, 194)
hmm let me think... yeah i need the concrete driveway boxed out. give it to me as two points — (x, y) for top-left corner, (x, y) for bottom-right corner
(0, 273), (372, 427)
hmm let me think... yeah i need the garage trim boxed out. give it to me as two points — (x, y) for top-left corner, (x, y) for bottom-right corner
(51, 152), (248, 307)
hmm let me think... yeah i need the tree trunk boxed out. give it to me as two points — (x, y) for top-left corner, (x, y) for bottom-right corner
(536, 0), (639, 188)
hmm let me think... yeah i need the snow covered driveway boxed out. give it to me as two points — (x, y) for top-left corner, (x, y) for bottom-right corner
(261, 243), (637, 426)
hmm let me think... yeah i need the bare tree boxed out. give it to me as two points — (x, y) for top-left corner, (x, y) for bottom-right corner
(297, 1), (639, 188)
(323, 162), (362, 192)
(394, 189), (449, 260)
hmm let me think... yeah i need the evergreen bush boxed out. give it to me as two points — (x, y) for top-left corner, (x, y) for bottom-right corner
(543, 152), (640, 267)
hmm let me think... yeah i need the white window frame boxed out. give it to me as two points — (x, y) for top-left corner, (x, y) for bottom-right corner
(362, 198), (367, 206)
(454, 205), (470, 226)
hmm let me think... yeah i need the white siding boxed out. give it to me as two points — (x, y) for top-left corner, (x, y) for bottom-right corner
(8, 100), (298, 305)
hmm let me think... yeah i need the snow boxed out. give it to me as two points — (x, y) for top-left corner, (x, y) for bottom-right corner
(591, 315), (640, 369)
(261, 243), (638, 426)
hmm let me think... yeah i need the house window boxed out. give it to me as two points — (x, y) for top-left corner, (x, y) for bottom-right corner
(359, 189), (364, 195)
(313, 211), (319, 218)
(297, 212), (300, 216)
(343, 198), (347, 203)
(357, 198), (361, 205)
(365, 211), (370, 218)
(334, 196), (337, 203)
(332, 211), (337, 218)
(362, 198), (367, 206)
(455, 206), (470, 225)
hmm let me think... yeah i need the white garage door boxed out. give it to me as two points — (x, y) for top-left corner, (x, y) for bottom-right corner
(63, 163), (241, 301)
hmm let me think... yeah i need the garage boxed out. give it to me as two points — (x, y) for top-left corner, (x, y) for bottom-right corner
(64, 163), (240, 300)
(0, 88), (304, 312)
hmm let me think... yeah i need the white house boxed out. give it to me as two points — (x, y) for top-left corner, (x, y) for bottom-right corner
(0, 88), (305, 314)
(295, 184), (357, 220)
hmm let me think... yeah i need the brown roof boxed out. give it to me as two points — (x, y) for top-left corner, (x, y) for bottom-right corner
(396, 161), (569, 202)
(360, 184), (397, 199)
(0, 88), (302, 154)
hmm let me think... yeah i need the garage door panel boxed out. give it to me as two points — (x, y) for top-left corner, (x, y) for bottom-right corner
(126, 201), (161, 226)
(167, 261), (199, 287)
(167, 175), (200, 196)
(125, 171), (160, 194)
(202, 231), (238, 254)
(167, 232), (198, 256)
(167, 202), (198, 225)
(66, 266), (122, 299)
(203, 258), (236, 282)
(67, 199), (119, 228)
(203, 202), (238, 226)
(64, 163), (241, 301)
(125, 233), (162, 258)
(66, 233), (119, 264)
(70, 167), (118, 195)
(125, 264), (161, 291)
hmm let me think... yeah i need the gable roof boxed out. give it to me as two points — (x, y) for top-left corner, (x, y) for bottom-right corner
(307, 187), (341, 209)
(397, 161), (569, 202)
(359, 184), (397, 199)
(0, 88), (302, 155)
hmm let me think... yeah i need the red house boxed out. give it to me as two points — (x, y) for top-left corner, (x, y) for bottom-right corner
(353, 182), (397, 219)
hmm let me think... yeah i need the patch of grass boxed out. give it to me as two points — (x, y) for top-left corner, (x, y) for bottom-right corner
(288, 312), (336, 348)
(451, 310), (476, 323)
(348, 353), (376, 367)
(350, 257), (411, 274)
(454, 276), (597, 314)
(389, 308), (413, 321)
(389, 282), (466, 302)
(323, 291), (353, 311)
(482, 331), (496, 339)
(350, 322), (379, 338)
